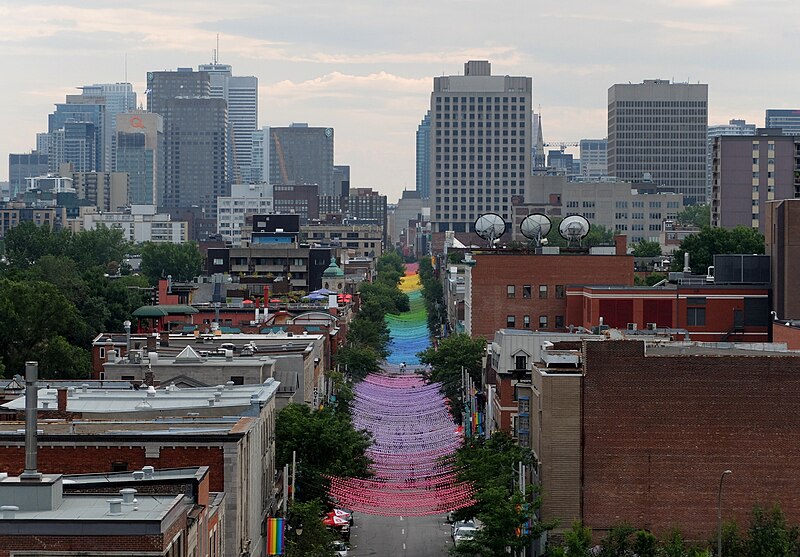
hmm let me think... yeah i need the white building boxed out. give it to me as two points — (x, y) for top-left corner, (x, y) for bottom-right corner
(579, 139), (608, 178)
(217, 183), (274, 245)
(82, 205), (187, 243)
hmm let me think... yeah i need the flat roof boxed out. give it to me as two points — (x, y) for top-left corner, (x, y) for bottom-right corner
(0, 417), (252, 437)
(645, 343), (799, 357)
(3, 493), (182, 522)
(2, 380), (279, 414)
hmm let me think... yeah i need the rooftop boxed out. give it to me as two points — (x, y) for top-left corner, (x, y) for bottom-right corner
(2, 379), (279, 415)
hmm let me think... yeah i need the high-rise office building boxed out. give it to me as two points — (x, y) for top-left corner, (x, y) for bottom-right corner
(334, 165), (350, 197)
(269, 124), (335, 196)
(116, 112), (164, 205)
(579, 139), (608, 178)
(147, 69), (228, 213)
(706, 119), (756, 201)
(8, 152), (49, 198)
(765, 109), (800, 136)
(416, 111), (431, 199)
(47, 101), (107, 172)
(198, 63), (258, 183)
(429, 60), (532, 233)
(79, 83), (136, 170)
(250, 127), (269, 183)
(710, 129), (799, 232)
(608, 79), (708, 204)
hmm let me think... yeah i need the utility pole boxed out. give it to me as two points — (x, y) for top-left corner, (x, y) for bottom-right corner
(282, 463), (289, 514)
(291, 451), (297, 502)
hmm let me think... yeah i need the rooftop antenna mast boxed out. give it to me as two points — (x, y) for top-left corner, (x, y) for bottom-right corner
(213, 33), (219, 65)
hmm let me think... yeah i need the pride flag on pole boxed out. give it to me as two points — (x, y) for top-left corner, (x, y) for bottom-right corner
(266, 517), (284, 555)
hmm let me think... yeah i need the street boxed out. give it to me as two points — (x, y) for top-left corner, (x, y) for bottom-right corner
(348, 512), (453, 557)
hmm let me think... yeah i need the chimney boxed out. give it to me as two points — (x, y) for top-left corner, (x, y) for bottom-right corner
(614, 235), (627, 256)
(123, 320), (132, 355)
(146, 335), (157, 351)
(683, 252), (691, 273)
(20, 362), (42, 481)
(144, 369), (155, 387)
(159, 331), (170, 347)
(57, 388), (67, 412)
(142, 466), (154, 479)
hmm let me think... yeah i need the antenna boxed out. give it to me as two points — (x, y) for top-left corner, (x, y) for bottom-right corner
(474, 213), (506, 247)
(213, 33), (220, 64)
(520, 213), (551, 247)
(558, 215), (591, 246)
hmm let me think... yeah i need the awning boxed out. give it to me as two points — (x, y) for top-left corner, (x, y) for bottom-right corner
(132, 306), (169, 318)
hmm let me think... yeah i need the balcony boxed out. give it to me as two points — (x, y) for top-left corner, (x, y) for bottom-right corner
(289, 265), (308, 272)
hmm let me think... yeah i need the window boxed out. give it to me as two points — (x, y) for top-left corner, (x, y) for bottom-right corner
(539, 315), (548, 329)
(555, 315), (564, 329)
(213, 258), (224, 265)
(515, 354), (528, 370)
(507, 315), (516, 328)
(555, 285), (565, 299)
(99, 347), (106, 359)
(539, 285), (548, 299)
(687, 307), (706, 326)
(111, 461), (128, 472)
(522, 285), (531, 298)
(507, 285), (515, 298)
(230, 376), (245, 385)
(523, 315), (530, 329)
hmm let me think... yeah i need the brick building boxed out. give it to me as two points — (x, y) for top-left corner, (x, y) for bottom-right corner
(527, 339), (800, 540)
(1, 380), (279, 556)
(0, 466), (224, 557)
(464, 238), (634, 339)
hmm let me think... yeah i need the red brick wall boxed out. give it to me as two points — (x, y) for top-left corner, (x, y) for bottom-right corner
(773, 322), (800, 349)
(582, 340), (800, 540)
(469, 253), (634, 339)
(0, 534), (163, 556)
(0, 445), (226, 492)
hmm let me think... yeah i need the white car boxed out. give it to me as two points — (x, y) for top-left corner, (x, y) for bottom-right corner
(453, 526), (478, 545)
(331, 540), (349, 556)
(451, 519), (475, 538)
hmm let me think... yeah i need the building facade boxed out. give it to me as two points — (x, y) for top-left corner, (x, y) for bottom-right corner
(430, 60), (532, 233)
(579, 139), (608, 178)
(765, 109), (800, 135)
(217, 183), (274, 245)
(608, 79), (708, 205)
(416, 111), (431, 199)
(269, 124), (335, 196)
(706, 119), (757, 202)
(765, 198), (800, 320)
(116, 112), (164, 205)
(82, 205), (188, 243)
(710, 129), (798, 232)
(8, 152), (49, 198)
(147, 69), (228, 213)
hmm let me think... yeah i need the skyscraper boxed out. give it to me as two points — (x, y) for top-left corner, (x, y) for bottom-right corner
(416, 111), (431, 199)
(147, 69), (228, 213)
(579, 139), (608, 178)
(429, 60), (532, 233)
(116, 112), (164, 205)
(334, 165), (350, 197)
(79, 83), (136, 171)
(608, 79), (708, 204)
(706, 119), (756, 201)
(269, 124), (335, 196)
(250, 127), (269, 183)
(47, 101), (106, 172)
(8, 152), (49, 198)
(198, 63), (258, 183)
(765, 109), (800, 135)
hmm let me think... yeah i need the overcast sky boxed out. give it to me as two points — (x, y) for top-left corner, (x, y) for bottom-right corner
(1, 0), (796, 202)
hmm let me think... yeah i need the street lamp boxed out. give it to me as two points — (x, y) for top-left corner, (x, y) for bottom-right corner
(717, 469), (733, 557)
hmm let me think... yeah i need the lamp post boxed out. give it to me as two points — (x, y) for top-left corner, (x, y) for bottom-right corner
(717, 469), (733, 557)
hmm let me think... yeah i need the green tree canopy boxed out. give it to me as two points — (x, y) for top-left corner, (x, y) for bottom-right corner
(284, 499), (336, 557)
(671, 226), (765, 274)
(546, 218), (614, 248)
(677, 204), (711, 228)
(632, 240), (662, 257)
(140, 241), (202, 285)
(276, 403), (372, 503)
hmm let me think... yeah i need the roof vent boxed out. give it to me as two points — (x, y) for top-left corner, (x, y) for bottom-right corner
(142, 466), (154, 479)
(250, 393), (259, 404)
(132, 470), (144, 480)
(42, 401), (49, 409)
(120, 488), (137, 505)
(225, 381), (235, 389)
(108, 499), (123, 515)
(1, 505), (18, 519)
(146, 385), (156, 397)
(208, 397), (215, 406)
(214, 392), (222, 402)
(81, 384), (89, 393)
(67, 387), (75, 397)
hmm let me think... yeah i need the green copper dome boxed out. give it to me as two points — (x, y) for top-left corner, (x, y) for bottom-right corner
(322, 257), (344, 278)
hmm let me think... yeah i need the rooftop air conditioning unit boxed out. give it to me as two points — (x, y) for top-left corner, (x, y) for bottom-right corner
(627, 323), (637, 331)
(647, 323), (658, 331)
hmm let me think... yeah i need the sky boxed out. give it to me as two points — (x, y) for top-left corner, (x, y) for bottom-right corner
(0, 0), (797, 202)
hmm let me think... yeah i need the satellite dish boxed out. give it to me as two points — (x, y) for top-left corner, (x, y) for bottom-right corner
(559, 215), (591, 245)
(474, 213), (506, 246)
(520, 213), (551, 246)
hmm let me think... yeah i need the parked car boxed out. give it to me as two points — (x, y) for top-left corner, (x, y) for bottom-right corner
(453, 525), (478, 545)
(451, 519), (475, 539)
(331, 540), (349, 556)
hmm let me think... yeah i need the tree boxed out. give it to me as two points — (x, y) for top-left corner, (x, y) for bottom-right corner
(65, 226), (128, 270)
(564, 522), (593, 557)
(140, 241), (202, 284)
(276, 404), (372, 503)
(335, 344), (382, 382)
(285, 499), (336, 557)
(3, 221), (68, 269)
(598, 524), (635, 557)
(746, 505), (798, 557)
(546, 218), (614, 248)
(632, 240), (662, 257)
(671, 226), (765, 274)
(677, 204), (711, 228)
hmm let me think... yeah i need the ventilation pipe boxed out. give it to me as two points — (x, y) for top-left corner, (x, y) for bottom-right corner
(108, 499), (123, 515)
(683, 252), (691, 273)
(120, 488), (137, 505)
(20, 362), (42, 481)
(142, 466), (154, 479)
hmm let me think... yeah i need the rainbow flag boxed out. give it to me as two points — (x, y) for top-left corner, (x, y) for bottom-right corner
(266, 517), (284, 555)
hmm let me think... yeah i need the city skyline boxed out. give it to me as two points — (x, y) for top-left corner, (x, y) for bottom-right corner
(1, 0), (798, 202)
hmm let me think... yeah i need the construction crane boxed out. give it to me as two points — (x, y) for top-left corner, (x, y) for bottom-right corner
(543, 142), (580, 152)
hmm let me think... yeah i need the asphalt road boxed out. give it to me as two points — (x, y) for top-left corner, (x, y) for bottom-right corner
(348, 512), (454, 557)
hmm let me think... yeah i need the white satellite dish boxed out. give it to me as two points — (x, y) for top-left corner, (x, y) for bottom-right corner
(558, 215), (591, 245)
(474, 213), (506, 246)
(520, 213), (551, 246)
